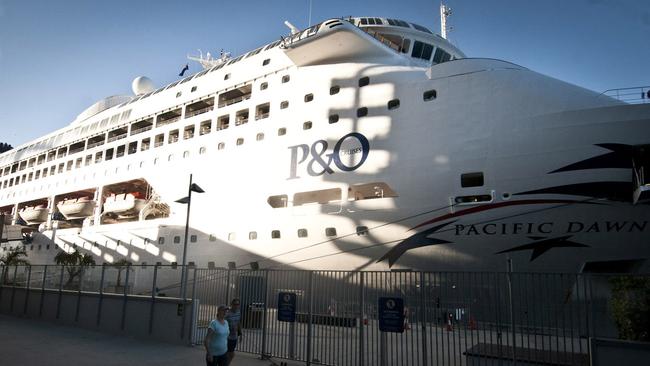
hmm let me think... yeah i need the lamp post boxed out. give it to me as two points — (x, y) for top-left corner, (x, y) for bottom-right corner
(175, 174), (204, 299)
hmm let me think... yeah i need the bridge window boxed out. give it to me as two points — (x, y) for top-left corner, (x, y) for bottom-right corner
(411, 41), (433, 61)
(359, 77), (370, 87)
(294, 188), (341, 206)
(433, 48), (452, 64)
(267, 194), (288, 208)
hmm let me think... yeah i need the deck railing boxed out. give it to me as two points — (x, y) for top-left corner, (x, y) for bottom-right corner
(601, 86), (650, 104)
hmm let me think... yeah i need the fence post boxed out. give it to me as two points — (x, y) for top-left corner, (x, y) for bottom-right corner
(507, 259), (517, 365)
(359, 271), (365, 366)
(420, 271), (428, 366)
(180, 265), (189, 340)
(188, 267), (198, 345)
(148, 264), (159, 335)
(306, 271), (314, 366)
(225, 268), (232, 304)
(261, 269), (269, 359)
(96, 264), (106, 326)
(23, 265), (32, 315)
(56, 265), (64, 319)
(121, 264), (131, 331)
(75, 267), (83, 322)
(39, 265), (47, 318)
(9, 265), (18, 313)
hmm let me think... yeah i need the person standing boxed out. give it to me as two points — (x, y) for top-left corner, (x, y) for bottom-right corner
(204, 305), (230, 366)
(225, 298), (242, 365)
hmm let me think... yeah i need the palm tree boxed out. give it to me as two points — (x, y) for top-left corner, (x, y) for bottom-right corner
(54, 249), (96, 288)
(0, 246), (29, 284)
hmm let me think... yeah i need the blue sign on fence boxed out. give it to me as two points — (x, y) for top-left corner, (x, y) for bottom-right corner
(277, 292), (296, 322)
(378, 297), (404, 333)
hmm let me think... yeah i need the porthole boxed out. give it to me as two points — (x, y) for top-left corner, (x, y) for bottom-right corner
(280, 101), (289, 109)
(199, 147), (207, 155)
(358, 76), (370, 87)
(176, 91), (182, 98)
(262, 58), (271, 66)
(304, 93), (314, 102)
(224, 73), (231, 80)
(356, 107), (368, 117)
(228, 232), (236, 241)
(278, 128), (286, 136)
(298, 229), (308, 238)
(190, 235), (197, 242)
(183, 151), (190, 158)
(423, 89), (437, 101)
(158, 237), (165, 245)
(173, 236), (181, 244)
(356, 226), (369, 236)
(249, 231), (257, 240)
(329, 85), (340, 95)
(502, 192), (511, 200)
(260, 82), (268, 90)
(303, 121), (312, 130)
(387, 99), (400, 110)
(325, 227), (337, 237)
(236, 138), (244, 146)
(256, 133), (265, 141)
(218, 142), (225, 150)
(271, 230), (281, 239)
(329, 114), (339, 124)
(191, 86), (197, 92)
(282, 75), (290, 83)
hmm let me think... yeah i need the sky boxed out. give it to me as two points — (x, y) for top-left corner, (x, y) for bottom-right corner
(0, 0), (648, 148)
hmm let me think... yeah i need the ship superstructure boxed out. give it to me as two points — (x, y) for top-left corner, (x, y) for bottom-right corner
(1, 17), (649, 273)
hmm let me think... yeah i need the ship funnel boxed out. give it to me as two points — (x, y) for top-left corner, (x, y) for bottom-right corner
(284, 20), (300, 35)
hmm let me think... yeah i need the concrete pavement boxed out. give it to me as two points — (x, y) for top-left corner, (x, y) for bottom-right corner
(0, 314), (293, 366)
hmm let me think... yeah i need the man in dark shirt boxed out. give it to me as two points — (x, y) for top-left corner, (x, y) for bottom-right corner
(225, 298), (242, 365)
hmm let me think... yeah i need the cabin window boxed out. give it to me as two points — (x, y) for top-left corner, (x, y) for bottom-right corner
(34, 171), (40, 180)
(271, 230), (281, 239)
(105, 149), (114, 161)
(47, 151), (56, 162)
(256, 133), (264, 141)
(217, 115), (230, 130)
(131, 118), (153, 135)
(156, 108), (182, 127)
(329, 114), (339, 124)
(37, 154), (45, 165)
(57, 147), (68, 159)
(176, 91), (182, 98)
(153, 157), (159, 165)
(281, 75), (290, 83)
(218, 142), (225, 150)
(294, 188), (342, 206)
(168, 130), (179, 144)
(325, 227), (337, 237)
(95, 152), (103, 163)
(330, 85), (340, 95)
(88, 134), (106, 148)
(236, 138), (244, 146)
(249, 231), (257, 240)
(209, 235), (216, 242)
(199, 147), (207, 155)
(255, 103), (270, 120)
(191, 86), (197, 92)
(183, 151), (190, 158)
(28, 172), (33, 181)
(218, 84), (251, 107)
(69, 141), (85, 155)
(173, 236), (181, 244)
(186, 97), (214, 118)
(141, 138), (151, 151)
(358, 77), (370, 87)
(235, 109), (249, 126)
(262, 58), (270, 66)
(224, 73), (230, 80)
(158, 237), (165, 244)
(387, 99), (400, 110)
(357, 107), (368, 117)
(228, 232), (236, 241)
(304, 93), (314, 103)
(349, 182), (398, 200)
(280, 101), (289, 109)
(190, 235), (197, 242)
(260, 82), (268, 90)
(461, 172), (484, 187)
(184, 125), (195, 139)
(42, 168), (48, 178)
(298, 229), (308, 238)
(356, 226), (369, 236)
(278, 128), (286, 136)
(75, 158), (82, 168)
(167, 154), (173, 161)
(154, 134), (164, 148)
(423, 89), (437, 101)
(115, 145), (125, 158)
(128, 142), (137, 155)
(199, 120), (212, 135)
(267, 194), (288, 208)
(303, 121), (312, 130)
(85, 154), (92, 166)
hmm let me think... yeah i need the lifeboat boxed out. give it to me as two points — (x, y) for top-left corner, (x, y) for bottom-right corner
(103, 192), (146, 218)
(57, 196), (96, 220)
(18, 204), (49, 225)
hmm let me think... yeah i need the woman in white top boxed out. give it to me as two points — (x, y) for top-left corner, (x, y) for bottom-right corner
(203, 305), (230, 366)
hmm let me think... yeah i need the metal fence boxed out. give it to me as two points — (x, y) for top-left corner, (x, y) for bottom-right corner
(1, 265), (646, 365)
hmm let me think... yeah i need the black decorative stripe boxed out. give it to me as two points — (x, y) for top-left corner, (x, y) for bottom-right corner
(550, 143), (633, 173)
(515, 181), (632, 202)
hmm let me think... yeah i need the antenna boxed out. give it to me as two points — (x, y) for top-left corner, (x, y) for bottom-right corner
(440, 2), (452, 39)
(308, 0), (313, 27)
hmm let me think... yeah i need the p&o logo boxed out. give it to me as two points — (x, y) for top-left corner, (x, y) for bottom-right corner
(287, 132), (370, 179)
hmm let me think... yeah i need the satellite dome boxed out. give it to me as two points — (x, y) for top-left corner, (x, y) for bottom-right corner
(131, 76), (155, 95)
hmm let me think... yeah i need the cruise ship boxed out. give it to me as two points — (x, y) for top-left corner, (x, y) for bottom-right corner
(1, 15), (649, 273)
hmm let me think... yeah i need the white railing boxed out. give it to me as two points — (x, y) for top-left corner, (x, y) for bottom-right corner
(601, 86), (650, 104)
